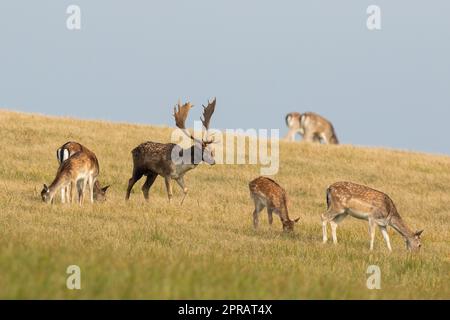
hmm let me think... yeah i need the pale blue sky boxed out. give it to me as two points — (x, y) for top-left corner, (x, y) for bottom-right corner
(1, 1), (449, 155)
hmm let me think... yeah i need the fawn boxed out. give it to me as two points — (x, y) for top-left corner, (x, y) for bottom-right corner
(249, 176), (300, 232)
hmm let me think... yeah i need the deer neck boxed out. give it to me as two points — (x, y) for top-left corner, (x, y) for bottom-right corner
(185, 146), (203, 166)
(48, 172), (70, 199)
(279, 205), (291, 224)
(172, 146), (198, 175)
(177, 162), (197, 175)
(389, 215), (414, 240)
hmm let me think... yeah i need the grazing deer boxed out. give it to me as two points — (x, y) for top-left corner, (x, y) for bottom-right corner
(56, 141), (109, 203)
(285, 112), (339, 144)
(126, 98), (217, 204)
(41, 151), (99, 205)
(322, 182), (423, 251)
(249, 176), (300, 232)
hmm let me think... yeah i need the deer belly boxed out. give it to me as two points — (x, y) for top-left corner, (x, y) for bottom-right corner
(252, 194), (269, 207)
(347, 209), (370, 221)
(75, 171), (91, 182)
(173, 164), (196, 178)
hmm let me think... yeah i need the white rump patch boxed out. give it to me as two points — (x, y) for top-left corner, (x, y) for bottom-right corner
(57, 148), (70, 164)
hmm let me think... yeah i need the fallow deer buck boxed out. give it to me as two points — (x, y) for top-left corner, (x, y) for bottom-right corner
(56, 141), (109, 203)
(41, 151), (100, 205)
(125, 98), (217, 204)
(322, 182), (423, 251)
(285, 112), (339, 144)
(249, 176), (300, 232)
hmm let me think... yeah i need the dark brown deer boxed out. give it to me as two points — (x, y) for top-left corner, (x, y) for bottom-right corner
(249, 176), (300, 232)
(125, 98), (217, 204)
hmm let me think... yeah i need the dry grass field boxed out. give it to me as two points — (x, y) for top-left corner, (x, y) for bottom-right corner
(0, 109), (449, 299)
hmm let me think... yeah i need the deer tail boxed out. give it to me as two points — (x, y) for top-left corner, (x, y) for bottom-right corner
(285, 114), (291, 127)
(326, 187), (332, 210)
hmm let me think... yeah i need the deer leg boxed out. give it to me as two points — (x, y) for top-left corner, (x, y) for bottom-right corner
(142, 172), (158, 201)
(60, 185), (66, 204)
(76, 179), (83, 205)
(267, 208), (274, 226)
(330, 221), (338, 244)
(61, 187), (66, 204)
(164, 176), (173, 203)
(369, 219), (377, 251)
(79, 179), (88, 206)
(83, 179), (89, 205)
(70, 182), (74, 204)
(65, 185), (70, 204)
(89, 176), (95, 204)
(126, 171), (143, 200)
(303, 130), (315, 143)
(330, 213), (347, 244)
(253, 202), (264, 229)
(284, 129), (296, 142)
(321, 212), (334, 244)
(322, 209), (344, 244)
(175, 176), (188, 205)
(313, 134), (321, 143)
(321, 216), (329, 244)
(379, 226), (392, 252)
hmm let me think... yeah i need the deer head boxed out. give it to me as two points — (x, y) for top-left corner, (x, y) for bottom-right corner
(283, 217), (300, 232)
(406, 229), (423, 251)
(173, 98), (217, 165)
(93, 181), (110, 202)
(41, 184), (51, 203)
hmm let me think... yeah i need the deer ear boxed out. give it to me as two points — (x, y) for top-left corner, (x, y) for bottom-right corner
(43, 184), (48, 190)
(294, 217), (300, 223)
(415, 230), (424, 237)
(102, 185), (110, 193)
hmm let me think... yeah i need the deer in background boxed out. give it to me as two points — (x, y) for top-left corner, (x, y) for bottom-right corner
(249, 176), (300, 232)
(284, 112), (302, 142)
(322, 181), (423, 251)
(285, 112), (339, 144)
(126, 98), (217, 204)
(56, 141), (109, 203)
(41, 151), (100, 205)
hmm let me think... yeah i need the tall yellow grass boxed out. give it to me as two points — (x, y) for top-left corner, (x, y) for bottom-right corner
(0, 109), (448, 299)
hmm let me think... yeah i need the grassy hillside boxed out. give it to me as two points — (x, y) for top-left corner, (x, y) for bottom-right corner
(0, 109), (449, 299)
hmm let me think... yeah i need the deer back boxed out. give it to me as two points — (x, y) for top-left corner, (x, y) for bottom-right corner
(249, 176), (288, 211)
(131, 141), (178, 176)
(301, 112), (332, 131)
(329, 182), (397, 219)
(58, 141), (100, 173)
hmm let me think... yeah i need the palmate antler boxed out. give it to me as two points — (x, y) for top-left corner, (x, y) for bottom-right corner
(201, 98), (216, 144)
(173, 98), (216, 144)
(173, 101), (198, 143)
